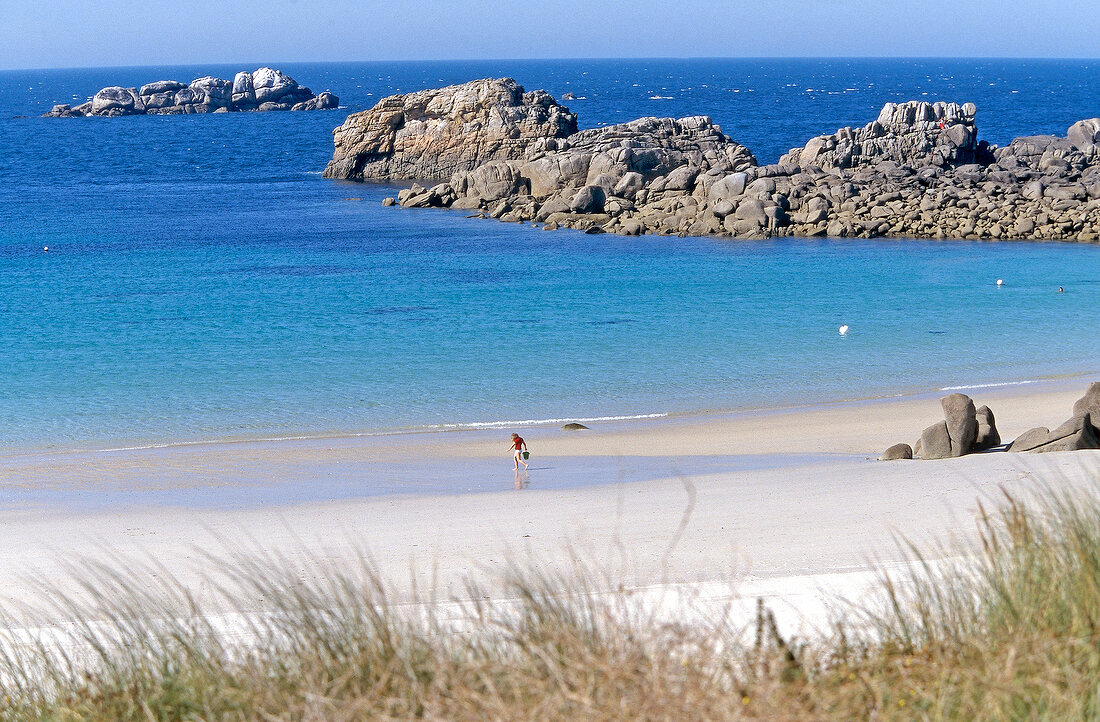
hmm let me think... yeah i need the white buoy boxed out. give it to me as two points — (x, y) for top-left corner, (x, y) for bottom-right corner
(996, 279), (1004, 286)
(43, 246), (48, 252)
(838, 325), (850, 336)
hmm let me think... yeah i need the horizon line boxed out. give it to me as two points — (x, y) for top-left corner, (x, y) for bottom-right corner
(4, 54), (1100, 74)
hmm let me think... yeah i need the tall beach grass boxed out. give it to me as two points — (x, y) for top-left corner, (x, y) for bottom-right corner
(3, 484), (1100, 720)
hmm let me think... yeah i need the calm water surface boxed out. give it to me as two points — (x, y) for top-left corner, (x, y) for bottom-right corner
(1, 59), (1098, 451)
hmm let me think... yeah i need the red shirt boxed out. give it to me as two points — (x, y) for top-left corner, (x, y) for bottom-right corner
(512, 437), (524, 450)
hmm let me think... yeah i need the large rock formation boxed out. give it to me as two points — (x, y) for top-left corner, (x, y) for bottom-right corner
(442, 114), (756, 231)
(331, 79), (1100, 244)
(940, 393), (978, 457)
(1071, 381), (1100, 417)
(779, 101), (984, 170)
(1009, 384), (1100, 453)
(322, 78), (578, 181)
(1008, 414), (1100, 453)
(140, 80), (185, 111)
(915, 391), (985, 460)
(907, 392), (999, 460)
(43, 68), (338, 117)
(894, 383), (1100, 460)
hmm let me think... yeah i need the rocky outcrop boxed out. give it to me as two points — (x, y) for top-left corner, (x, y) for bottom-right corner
(779, 101), (986, 170)
(1009, 384), (1100, 453)
(89, 86), (144, 116)
(908, 392), (999, 460)
(897, 384), (1100, 460)
(1008, 414), (1100, 453)
(43, 68), (338, 117)
(140, 80), (185, 111)
(322, 78), (578, 181)
(444, 115), (756, 231)
(335, 79), (1100, 244)
(1071, 382), (1100, 417)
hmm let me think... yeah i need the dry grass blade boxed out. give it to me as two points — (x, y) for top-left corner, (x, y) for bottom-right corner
(0, 479), (1099, 719)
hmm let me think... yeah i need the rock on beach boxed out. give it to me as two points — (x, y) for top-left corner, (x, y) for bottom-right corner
(1008, 384), (1100, 453)
(880, 443), (913, 461)
(898, 384), (1100, 460)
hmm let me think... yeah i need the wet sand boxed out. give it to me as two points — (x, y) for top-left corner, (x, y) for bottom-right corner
(0, 376), (1097, 630)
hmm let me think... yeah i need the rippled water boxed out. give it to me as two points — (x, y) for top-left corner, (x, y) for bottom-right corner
(1, 59), (1098, 451)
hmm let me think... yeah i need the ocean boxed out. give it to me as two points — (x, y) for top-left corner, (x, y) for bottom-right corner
(1, 58), (1099, 451)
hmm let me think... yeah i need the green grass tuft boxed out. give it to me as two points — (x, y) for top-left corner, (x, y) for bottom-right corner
(3, 484), (1100, 720)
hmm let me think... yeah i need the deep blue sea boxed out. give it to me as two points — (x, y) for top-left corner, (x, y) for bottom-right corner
(1, 59), (1099, 451)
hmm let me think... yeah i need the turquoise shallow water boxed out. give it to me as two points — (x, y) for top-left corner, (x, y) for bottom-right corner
(1, 59), (1099, 451)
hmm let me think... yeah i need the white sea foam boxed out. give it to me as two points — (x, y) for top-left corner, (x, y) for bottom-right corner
(86, 433), (383, 454)
(940, 380), (1039, 391)
(434, 413), (668, 430)
(72, 414), (670, 454)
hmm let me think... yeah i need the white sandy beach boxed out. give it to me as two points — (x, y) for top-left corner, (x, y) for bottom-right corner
(1, 377), (1098, 632)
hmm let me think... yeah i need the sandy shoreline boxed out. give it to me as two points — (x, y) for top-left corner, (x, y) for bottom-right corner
(2, 375), (1098, 630)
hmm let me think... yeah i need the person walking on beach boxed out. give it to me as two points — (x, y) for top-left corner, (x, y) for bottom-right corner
(510, 433), (529, 471)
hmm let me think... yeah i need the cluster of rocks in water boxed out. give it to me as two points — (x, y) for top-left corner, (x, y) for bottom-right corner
(882, 382), (1100, 461)
(324, 77), (1100, 243)
(44, 68), (338, 117)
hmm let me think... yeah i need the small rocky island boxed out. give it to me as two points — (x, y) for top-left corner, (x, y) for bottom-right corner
(44, 68), (338, 117)
(324, 77), (1100, 243)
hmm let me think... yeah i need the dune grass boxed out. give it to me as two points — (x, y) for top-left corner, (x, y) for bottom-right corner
(3, 486), (1100, 720)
